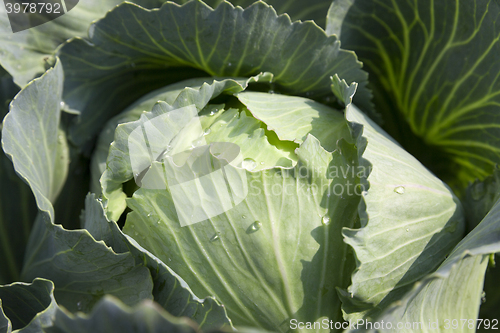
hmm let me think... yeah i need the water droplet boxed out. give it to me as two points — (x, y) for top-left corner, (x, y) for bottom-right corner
(209, 110), (217, 116)
(168, 258), (172, 262)
(228, 62), (232, 66)
(322, 216), (330, 225)
(471, 182), (486, 201)
(77, 301), (82, 310)
(192, 137), (204, 148)
(406, 228), (409, 232)
(97, 197), (102, 202)
(242, 215), (246, 219)
(242, 158), (257, 171)
(481, 291), (486, 304)
(269, 90), (275, 94)
(59, 101), (66, 109)
(394, 186), (405, 194)
(210, 233), (220, 242)
(260, 161), (264, 165)
(204, 128), (211, 135)
(157, 220), (161, 225)
(250, 221), (262, 231)
(147, 213), (152, 217)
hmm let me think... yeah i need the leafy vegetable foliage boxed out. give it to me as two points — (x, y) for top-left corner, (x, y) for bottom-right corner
(335, 0), (500, 190)
(58, 0), (370, 148)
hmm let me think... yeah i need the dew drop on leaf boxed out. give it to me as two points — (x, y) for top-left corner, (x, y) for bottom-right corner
(394, 186), (405, 194)
(322, 216), (330, 225)
(210, 233), (220, 242)
(204, 128), (211, 135)
(250, 221), (262, 231)
(242, 158), (257, 171)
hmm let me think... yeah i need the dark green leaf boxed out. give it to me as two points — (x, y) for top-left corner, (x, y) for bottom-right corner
(0, 150), (37, 284)
(465, 166), (500, 231)
(0, 279), (55, 331)
(0, 0), (169, 86)
(21, 213), (154, 314)
(59, 0), (370, 148)
(336, 0), (500, 191)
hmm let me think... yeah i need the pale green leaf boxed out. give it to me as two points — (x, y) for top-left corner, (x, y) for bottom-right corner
(123, 133), (361, 331)
(351, 196), (500, 333)
(82, 193), (232, 330)
(1, 59), (67, 221)
(341, 87), (464, 320)
(100, 76), (271, 221)
(236, 91), (352, 152)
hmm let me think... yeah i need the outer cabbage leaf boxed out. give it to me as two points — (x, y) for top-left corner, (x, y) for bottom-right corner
(349, 195), (500, 333)
(194, 0), (336, 29)
(1, 59), (229, 327)
(334, 0), (500, 191)
(1, 59), (67, 221)
(21, 213), (154, 314)
(1, 59), (153, 313)
(58, 0), (370, 148)
(463, 168), (500, 324)
(332, 77), (464, 321)
(81, 194), (232, 330)
(0, 279), (56, 332)
(0, 0), (169, 86)
(0, 278), (225, 333)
